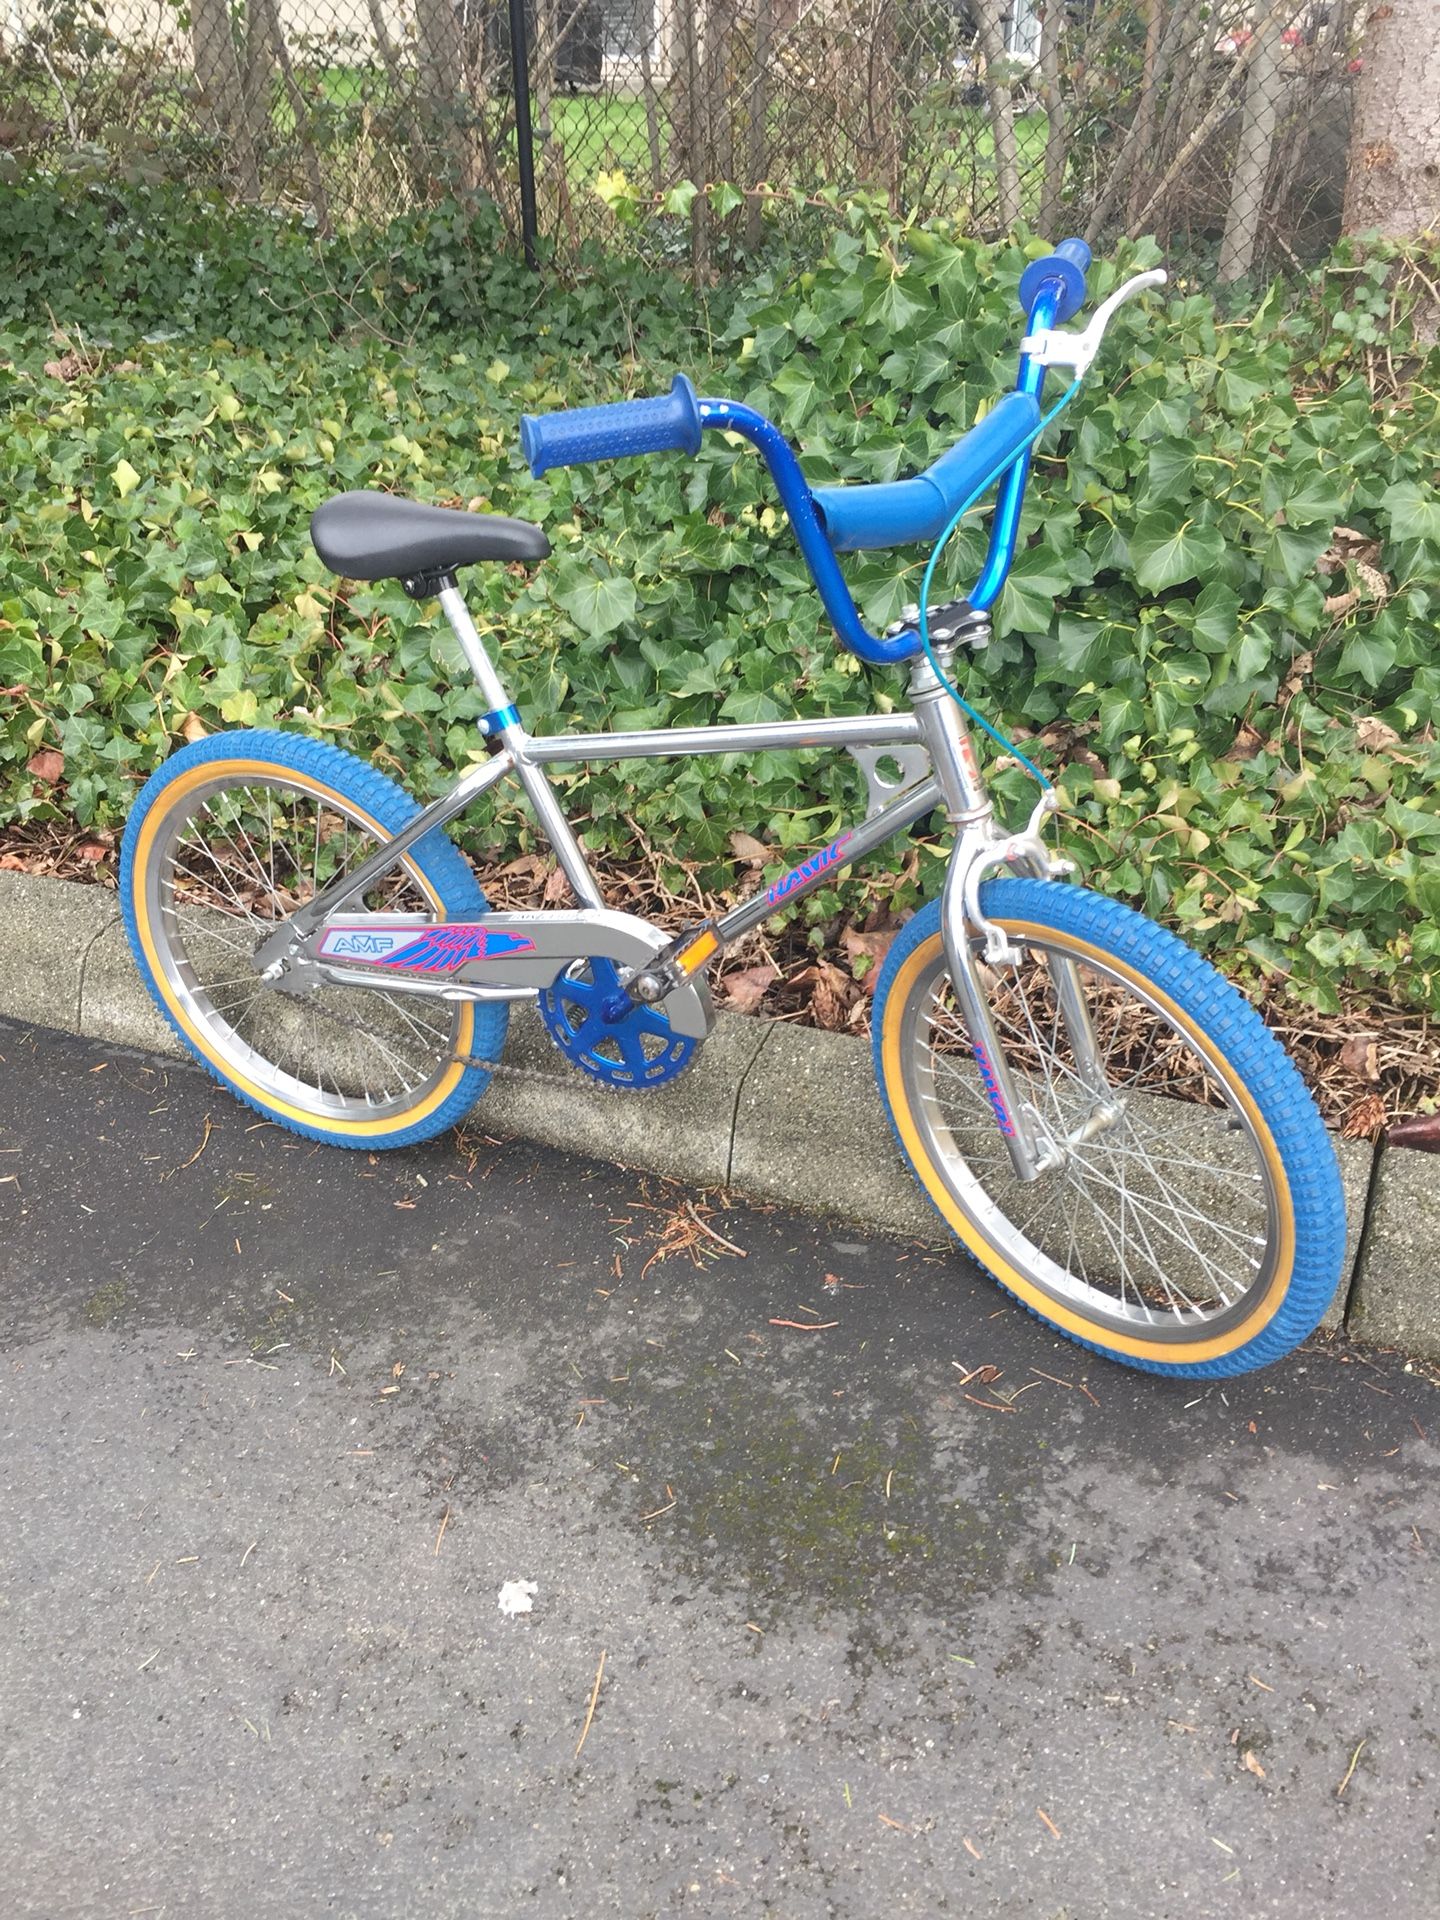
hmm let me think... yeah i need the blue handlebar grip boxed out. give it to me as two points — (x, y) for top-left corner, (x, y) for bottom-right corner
(520, 373), (703, 477)
(1018, 237), (1091, 325)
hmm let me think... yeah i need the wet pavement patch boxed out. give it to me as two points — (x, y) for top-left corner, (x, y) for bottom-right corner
(2, 1018), (1438, 1917)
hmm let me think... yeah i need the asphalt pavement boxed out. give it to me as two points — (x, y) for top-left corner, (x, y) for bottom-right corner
(2, 1018), (1437, 1919)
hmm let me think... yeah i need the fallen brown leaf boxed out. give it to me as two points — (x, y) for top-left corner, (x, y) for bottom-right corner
(728, 830), (769, 863)
(1338, 1035), (1381, 1083)
(809, 959), (853, 1031)
(1341, 1093), (1387, 1141)
(26, 749), (64, 784)
(1355, 716), (1400, 752)
(722, 961), (778, 1014)
(1223, 722), (1265, 762)
(841, 924), (898, 994)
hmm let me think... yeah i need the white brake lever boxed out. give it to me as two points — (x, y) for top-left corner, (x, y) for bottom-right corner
(1020, 268), (1169, 376)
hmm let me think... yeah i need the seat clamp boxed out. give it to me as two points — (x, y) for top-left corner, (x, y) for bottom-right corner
(477, 703), (520, 738)
(400, 568), (458, 601)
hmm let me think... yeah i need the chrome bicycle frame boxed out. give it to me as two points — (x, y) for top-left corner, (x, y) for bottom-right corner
(251, 580), (1115, 1185)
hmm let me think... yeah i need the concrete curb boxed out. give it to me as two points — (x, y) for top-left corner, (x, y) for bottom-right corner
(0, 869), (1424, 1355)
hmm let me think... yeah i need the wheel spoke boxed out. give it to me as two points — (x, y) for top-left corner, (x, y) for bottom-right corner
(898, 911), (1278, 1341)
(144, 768), (473, 1124)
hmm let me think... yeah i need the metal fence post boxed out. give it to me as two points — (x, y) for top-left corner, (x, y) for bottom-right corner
(509, 0), (539, 269)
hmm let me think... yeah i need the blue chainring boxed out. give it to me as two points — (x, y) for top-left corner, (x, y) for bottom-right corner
(537, 957), (698, 1090)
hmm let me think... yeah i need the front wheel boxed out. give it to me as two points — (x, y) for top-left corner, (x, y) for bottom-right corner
(120, 729), (507, 1148)
(872, 880), (1345, 1378)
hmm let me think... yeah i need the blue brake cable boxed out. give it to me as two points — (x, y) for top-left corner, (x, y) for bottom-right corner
(916, 375), (1083, 792)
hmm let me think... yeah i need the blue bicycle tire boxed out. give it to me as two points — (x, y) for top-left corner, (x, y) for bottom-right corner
(871, 880), (1346, 1378)
(120, 728), (507, 1149)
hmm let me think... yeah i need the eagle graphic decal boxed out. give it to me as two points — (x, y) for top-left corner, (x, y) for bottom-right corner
(324, 924), (536, 973)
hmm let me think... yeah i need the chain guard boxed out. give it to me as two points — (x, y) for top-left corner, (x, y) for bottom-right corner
(538, 957), (698, 1091)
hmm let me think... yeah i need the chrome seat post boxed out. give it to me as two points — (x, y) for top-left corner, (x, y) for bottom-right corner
(437, 581), (606, 912)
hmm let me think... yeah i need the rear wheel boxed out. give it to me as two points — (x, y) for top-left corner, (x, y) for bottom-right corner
(871, 881), (1345, 1378)
(120, 730), (506, 1147)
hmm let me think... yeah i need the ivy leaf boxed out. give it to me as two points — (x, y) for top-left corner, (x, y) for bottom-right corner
(1382, 481), (1440, 546)
(1258, 520), (1329, 587)
(1144, 438), (1196, 498)
(1337, 626), (1397, 688)
(719, 685), (787, 725)
(999, 545), (1075, 635)
(1279, 468), (1345, 528)
(662, 181), (698, 219)
(1130, 513), (1225, 592)
(908, 337), (956, 394)
(1234, 623), (1273, 680)
(1192, 581), (1240, 652)
(1125, 388), (1191, 442)
(1096, 686), (1144, 747)
(771, 361), (823, 427)
(865, 276), (928, 336)
(1217, 360), (1268, 414)
(554, 573), (637, 639)
(1262, 878), (1315, 924)
(113, 458), (141, 498)
(1054, 615), (1124, 680)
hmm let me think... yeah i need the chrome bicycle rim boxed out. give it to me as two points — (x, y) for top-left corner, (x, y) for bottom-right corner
(143, 772), (466, 1123)
(900, 936), (1282, 1342)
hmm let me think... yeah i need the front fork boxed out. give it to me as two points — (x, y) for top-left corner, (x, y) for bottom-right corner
(912, 642), (1116, 1184)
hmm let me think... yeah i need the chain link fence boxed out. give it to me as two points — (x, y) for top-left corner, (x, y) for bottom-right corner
(0, 2), (1391, 276)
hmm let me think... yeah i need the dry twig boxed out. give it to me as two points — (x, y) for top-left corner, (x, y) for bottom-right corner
(575, 1649), (607, 1759)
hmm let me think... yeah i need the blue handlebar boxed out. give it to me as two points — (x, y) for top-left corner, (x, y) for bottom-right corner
(516, 244), (1111, 664)
(520, 374), (703, 477)
(1018, 236), (1091, 325)
(810, 393), (1041, 553)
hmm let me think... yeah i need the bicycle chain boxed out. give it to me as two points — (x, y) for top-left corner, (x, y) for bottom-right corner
(451, 1047), (626, 1094)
